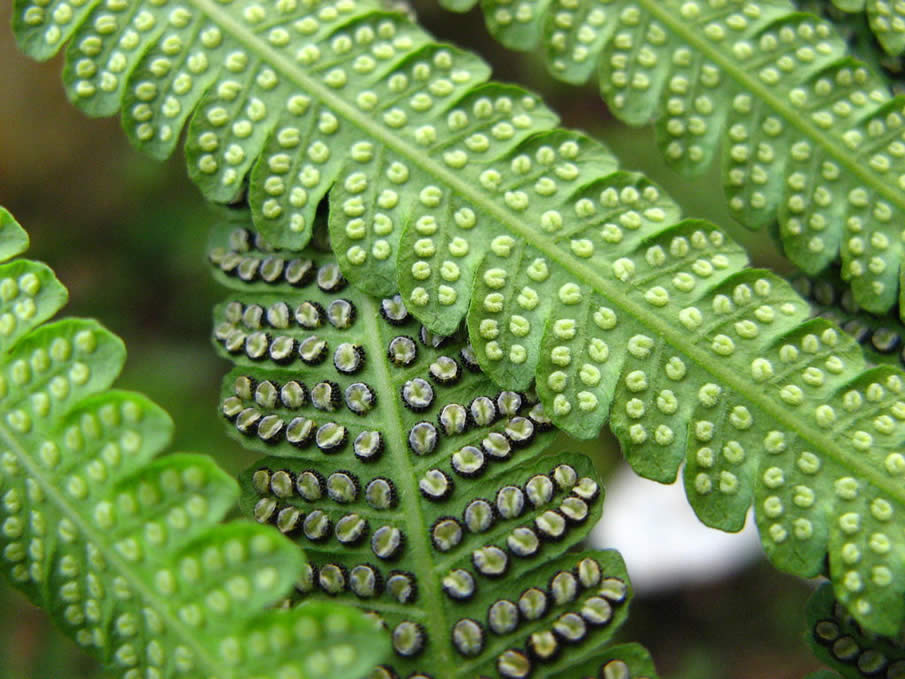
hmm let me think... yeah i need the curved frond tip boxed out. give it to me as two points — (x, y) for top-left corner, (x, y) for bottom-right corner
(0, 206), (388, 679)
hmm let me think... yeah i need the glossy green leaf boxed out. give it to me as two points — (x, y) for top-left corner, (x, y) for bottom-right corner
(0, 208), (388, 679)
(209, 220), (657, 679)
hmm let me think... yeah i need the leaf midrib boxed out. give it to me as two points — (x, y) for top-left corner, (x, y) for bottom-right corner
(356, 293), (454, 671)
(191, 0), (905, 514)
(639, 1), (903, 219)
(0, 421), (227, 677)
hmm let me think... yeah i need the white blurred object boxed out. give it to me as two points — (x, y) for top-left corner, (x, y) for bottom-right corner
(590, 463), (763, 594)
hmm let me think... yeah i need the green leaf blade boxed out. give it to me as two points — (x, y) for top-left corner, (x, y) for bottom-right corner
(792, 269), (905, 369)
(332, 79), (556, 302)
(438, 0), (479, 12)
(0, 208), (30, 263)
(819, 0), (905, 57)
(0, 259), (68, 356)
(11, 0), (100, 62)
(481, 0), (552, 51)
(18, 0), (905, 637)
(65, 0), (169, 117)
(568, 642), (658, 679)
(4, 319), (128, 421)
(832, 0), (865, 11)
(868, 0), (905, 56)
(352, 100), (905, 633)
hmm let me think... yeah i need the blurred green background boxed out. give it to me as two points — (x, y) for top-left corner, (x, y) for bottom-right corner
(0, 2), (822, 677)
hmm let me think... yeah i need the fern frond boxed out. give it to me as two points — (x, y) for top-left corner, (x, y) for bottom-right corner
(0, 207), (388, 679)
(797, 1), (905, 92)
(806, 582), (905, 678)
(814, 0), (905, 57)
(16, 0), (905, 636)
(208, 221), (658, 679)
(429, 0), (905, 314)
(792, 269), (905, 369)
(15, 0), (905, 315)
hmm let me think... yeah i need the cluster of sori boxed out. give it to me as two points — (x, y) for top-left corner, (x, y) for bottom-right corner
(211, 227), (555, 463)
(249, 459), (599, 579)
(0, 208), (392, 679)
(793, 272), (905, 367)
(219, 343), (552, 457)
(807, 584), (905, 678)
(249, 457), (630, 677)
(796, 0), (905, 91)
(19, 0), (905, 672)
(453, 0), (905, 317)
(211, 224), (651, 677)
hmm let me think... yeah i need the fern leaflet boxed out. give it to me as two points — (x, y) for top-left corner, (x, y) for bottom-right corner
(15, 0), (905, 314)
(817, 0), (905, 57)
(806, 582), (905, 678)
(0, 206), (388, 679)
(208, 219), (657, 679)
(793, 269), (905, 369)
(797, 0), (905, 84)
(430, 0), (905, 315)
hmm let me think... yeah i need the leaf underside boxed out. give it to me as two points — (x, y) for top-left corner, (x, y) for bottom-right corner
(797, 0), (905, 86)
(434, 0), (905, 315)
(806, 582), (905, 679)
(821, 0), (905, 57)
(14, 0), (905, 636)
(0, 207), (387, 679)
(209, 219), (657, 679)
(792, 269), (905, 370)
(15, 0), (905, 316)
